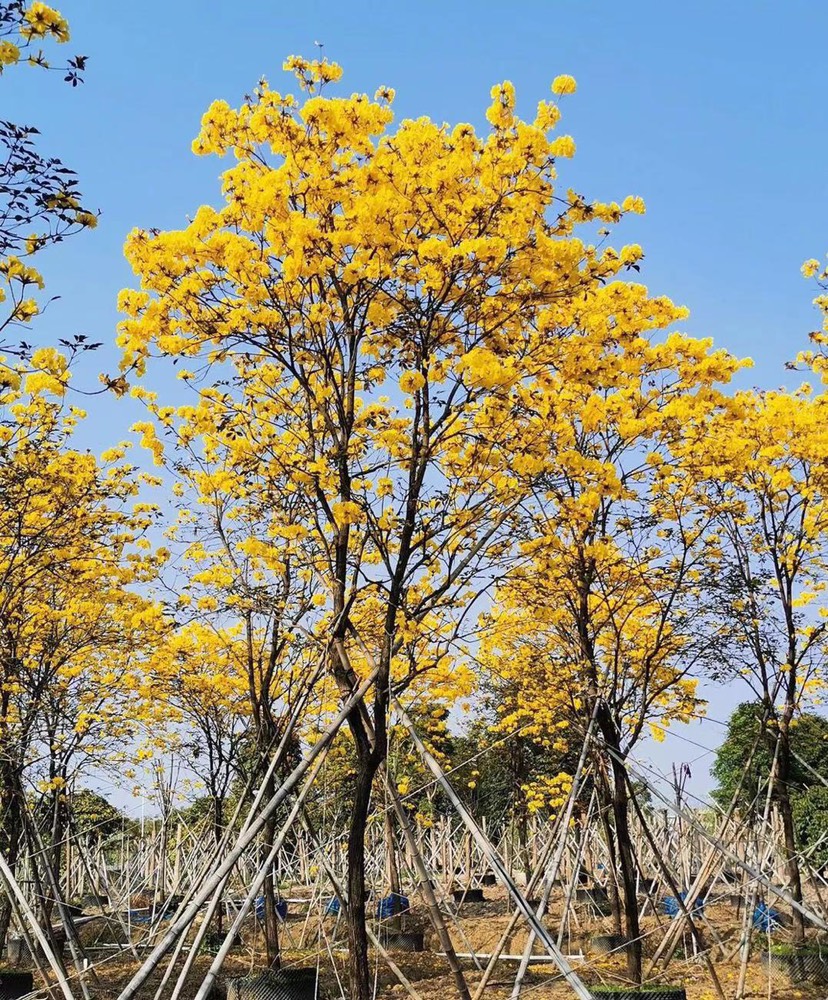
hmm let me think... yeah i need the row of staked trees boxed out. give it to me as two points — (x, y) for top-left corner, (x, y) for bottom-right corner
(0, 0), (171, 953)
(4, 7), (828, 994)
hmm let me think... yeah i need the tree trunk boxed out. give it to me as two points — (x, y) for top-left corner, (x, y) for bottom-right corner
(262, 781), (281, 969)
(42, 777), (69, 925)
(347, 753), (379, 1000)
(598, 780), (624, 937)
(776, 722), (805, 945)
(598, 711), (642, 983)
(0, 764), (24, 948)
(213, 795), (225, 937)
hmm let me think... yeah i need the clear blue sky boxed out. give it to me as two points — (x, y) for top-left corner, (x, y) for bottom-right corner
(5, 0), (828, 804)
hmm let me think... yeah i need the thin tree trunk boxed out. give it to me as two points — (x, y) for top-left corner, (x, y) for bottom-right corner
(347, 754), (379, 1000)
(213, 795), (225, 937)
(262, 794), (281, 968)
(382, 774), (472, 1000)
(598, 711), (642, 983)
(0, 764), (25, 948)
(597, 774), (623, 937)
(777, 715), (806, 944)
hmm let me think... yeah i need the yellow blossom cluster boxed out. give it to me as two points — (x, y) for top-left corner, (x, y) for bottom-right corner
(0, 1), (69, 75)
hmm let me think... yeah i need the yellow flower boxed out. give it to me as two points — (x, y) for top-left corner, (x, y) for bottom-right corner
(12, 299), (38, 322)
(0, 41), (20, 66)
(551, 74), (577, 96)
(399, 370), (425, 393)
(549, 135), (576, 158)
(331, 500), (363, 525)
(621, 195), (646, 215)
(22, 2), (69, 42)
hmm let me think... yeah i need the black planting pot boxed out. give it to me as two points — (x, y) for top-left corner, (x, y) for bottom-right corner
(576, 886), (611, 916)
(81, 893), (109, 909)
(0, 971), (35, 1000)
(6, 935), (65, 965)
(686, 875), (709, 893)
(453, 888), (485, 904)
(576, 886), (609, 904)
(588, 989), (686, 1000)
(590, 934), (629, 955)
(383, 931), (425, 952)
(763, 949), (828, 985)
(4, 942), (25, 967)
(481, 873), (497, 887)
(157, 896), (183, 918)
(269, 968), (319, 1000)
(202, 930), (243, 955)
(273, 968), (318, 984)
(228, 969), (318, 1000)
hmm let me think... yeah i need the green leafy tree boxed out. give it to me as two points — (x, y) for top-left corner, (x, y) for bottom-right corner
(713, 702), (828, 867)
(712, 703), (828, 810)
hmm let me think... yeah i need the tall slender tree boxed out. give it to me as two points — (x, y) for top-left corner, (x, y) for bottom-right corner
(117, 57), (678, 998)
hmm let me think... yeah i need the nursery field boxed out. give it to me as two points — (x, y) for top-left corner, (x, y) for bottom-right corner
(2, 3), (828, 1000)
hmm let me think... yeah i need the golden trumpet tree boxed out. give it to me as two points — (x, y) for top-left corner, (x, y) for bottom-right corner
(147, 622), (249, 839)
(481, 322), (744, 980)
(681, 259), (828, 943)
(697, 375), (828, 943)
(118, 55), (668, 998)
(145, 621), (252, 937)
(155, 438), (328, 965)
(0, 350), (166, 937)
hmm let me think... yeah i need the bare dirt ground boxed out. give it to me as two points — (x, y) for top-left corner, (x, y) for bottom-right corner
(22, 887), (828, 1000)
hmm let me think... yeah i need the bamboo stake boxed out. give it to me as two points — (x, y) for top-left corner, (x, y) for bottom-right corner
(510, 714), (596, 999)
(0, 850), (77, 1000)
(116, 669), (377, 1000)
(396, 700), (593, 1000)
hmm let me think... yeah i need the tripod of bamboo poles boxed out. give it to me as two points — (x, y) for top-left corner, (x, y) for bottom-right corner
(6, 679), (828, 1000)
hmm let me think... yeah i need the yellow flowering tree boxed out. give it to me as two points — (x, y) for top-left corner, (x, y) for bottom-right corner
(148, 622), (250, 842)
(0, 349), (166, 938)
(147, 425), (328, 966)
(145, 622), (253, 937)
(698, 377), (828, 942)
(0, 1), (72, 70)
(117, 54), (664, 998)
(481, 317), (744, 980)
